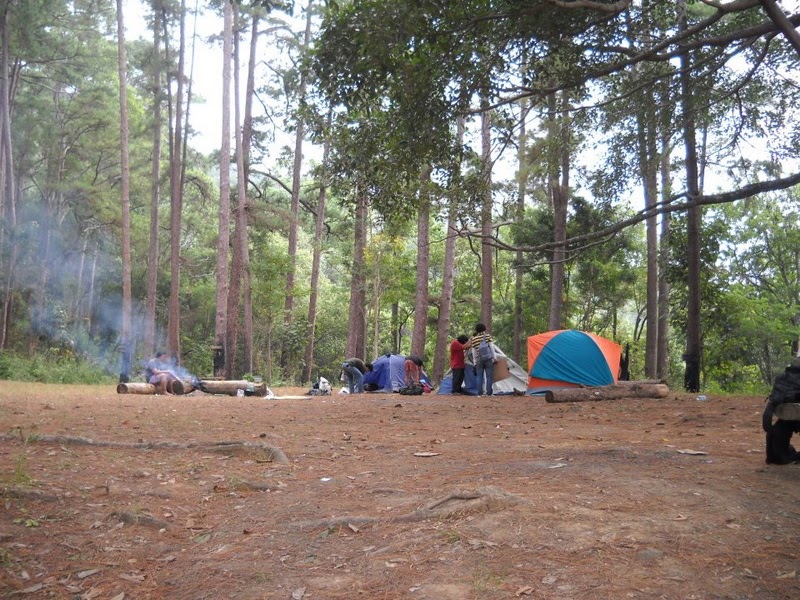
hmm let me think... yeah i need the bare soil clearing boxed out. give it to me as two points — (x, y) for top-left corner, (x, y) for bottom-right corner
(1, 382), (798, 599)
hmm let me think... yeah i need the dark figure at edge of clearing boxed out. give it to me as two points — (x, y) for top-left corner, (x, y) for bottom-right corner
(450, 334), (469, 394)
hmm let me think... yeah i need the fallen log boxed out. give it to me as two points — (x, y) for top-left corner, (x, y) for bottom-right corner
(775, 403), (800, 421)
(116, 379), (194, 395)
(199, 380), (267, 396)
(117, 382), (156, 395)
(544, 382), (670, 403)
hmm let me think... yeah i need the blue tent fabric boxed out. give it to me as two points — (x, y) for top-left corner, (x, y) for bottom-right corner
(530, 330), (615, 387)
(363, 354), (407, 392)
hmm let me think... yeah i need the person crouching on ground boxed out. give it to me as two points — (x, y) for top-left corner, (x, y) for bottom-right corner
(342, 358), (370, 394)
(450, 334), (469, 394)
(404, 355), (424, 387)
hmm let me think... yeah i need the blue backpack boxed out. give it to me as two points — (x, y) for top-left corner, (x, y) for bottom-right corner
(478, 338), (493, 361)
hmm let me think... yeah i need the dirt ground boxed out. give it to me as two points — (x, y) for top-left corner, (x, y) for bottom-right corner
(1, 382), (799, 600)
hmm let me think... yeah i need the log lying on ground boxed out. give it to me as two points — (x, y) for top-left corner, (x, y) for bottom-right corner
(544, 382), (670, 403)
(117, 382), (157, 395)
(116, 379), (194, 395)
(775, 403), (800, 420)
(199, 380), (266, 396)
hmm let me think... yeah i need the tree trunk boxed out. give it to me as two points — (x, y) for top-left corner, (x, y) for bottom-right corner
(283, 0), (313, 377)
(513, 98), (530, 365)
(0, 4), (14, 350)
(431, 115), (465, 383)
(240, 11), (260, 377)
(635, 82), (660, 379)
(548, 91), (569, 331)
(346, 186), (368, 360)
(656, 124), (672, 381)
(166, 0), (187, 363)
(411, 166), (431, 359)
(144, 1), (163, 359)
(480, 94), (493, 328)
(680, 1), (702, 393)
(303, 121), (330, 383)
(226, 5), (248, 379)
(214, 0), (233, 377)
(116, 0), (133, 382)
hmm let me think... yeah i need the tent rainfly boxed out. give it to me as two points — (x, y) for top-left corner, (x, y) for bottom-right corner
(527, 329), (622, 394)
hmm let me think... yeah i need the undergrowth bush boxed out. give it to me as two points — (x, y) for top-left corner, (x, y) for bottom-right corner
(0, 351), (116, 385)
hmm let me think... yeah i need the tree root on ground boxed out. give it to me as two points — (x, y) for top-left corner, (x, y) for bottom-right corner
(290, 485), (525, 530)
(0, 434), (289, 464)
(108, 510), (171, 530)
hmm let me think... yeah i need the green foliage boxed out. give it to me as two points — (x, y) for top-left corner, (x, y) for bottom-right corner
(0, 351), (116, 385)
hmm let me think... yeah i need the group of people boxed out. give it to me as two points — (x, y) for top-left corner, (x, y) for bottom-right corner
(340, 355), (428, 394)
(449, 322), (498, 396)
(340, 321), (498, 396)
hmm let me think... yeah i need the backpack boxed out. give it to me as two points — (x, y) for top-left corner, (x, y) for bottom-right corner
(399, 384), (423, 396)
(478, 338), (493, 361)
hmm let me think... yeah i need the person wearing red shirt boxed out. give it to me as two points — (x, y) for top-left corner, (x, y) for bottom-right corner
(449, 334), (469, 394)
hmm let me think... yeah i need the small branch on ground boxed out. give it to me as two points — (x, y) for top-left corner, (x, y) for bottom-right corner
(0, 434), (289, 464)
(290, 486), (525, 530)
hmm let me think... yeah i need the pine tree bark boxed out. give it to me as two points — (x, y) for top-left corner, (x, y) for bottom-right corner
(144, 1), (163, 359)
(431, 116), (465, 383)
(303, 124), (330, 383)
(410, 167), (431, 359)
(0, 3), (14, 350)
(226, 5), (249, 378)
(547, 91), (569, 332)
(513, 99), (529, 364)
(214, 0), (233, 377)
(283, 0), (314, 378)
(480, 95), (493, 329)
(166, 0), (187, 363)
(679, 1), (702, 393)
(346, 186), (368, 360)
(115, 0), (133, 381)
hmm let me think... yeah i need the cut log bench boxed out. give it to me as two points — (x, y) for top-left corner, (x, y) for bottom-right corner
(544, 381), (670, 403)
(117, 380), (266, 397)
(775, 403), (800, 420)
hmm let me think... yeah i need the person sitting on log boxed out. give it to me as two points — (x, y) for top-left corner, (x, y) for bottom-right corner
(763, 357), (800, 464)
(145, 352), (177, 395)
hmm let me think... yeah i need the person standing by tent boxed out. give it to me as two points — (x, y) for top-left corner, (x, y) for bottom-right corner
(450, 335), (469, 394)
(341, 358), (370, 394)
(469, 323), (497, 396)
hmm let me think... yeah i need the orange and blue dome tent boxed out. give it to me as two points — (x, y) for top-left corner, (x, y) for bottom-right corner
(527, 329), (622, 394)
